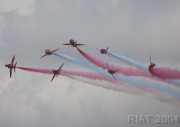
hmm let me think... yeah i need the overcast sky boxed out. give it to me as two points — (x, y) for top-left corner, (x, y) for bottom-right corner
(0, 0), (180, 127)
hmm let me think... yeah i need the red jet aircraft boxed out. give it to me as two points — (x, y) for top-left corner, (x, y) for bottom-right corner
(99, 47), (109, 55)
(51, 63), (64, 82)
(40, 48), (60, 58)
(107, 69), (117, 80)
(5, 56), (17, 78)
(63, 39), (85, 47)
(148, 56), (156, 74)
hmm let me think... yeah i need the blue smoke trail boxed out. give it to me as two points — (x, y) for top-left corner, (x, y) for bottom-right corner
(108, 51), (180, 86)
(53, 53), (78, 64)
(53, 53), (113, 78)
(108, 51), (147, 71)
(166, 80), (180, 86)
(54, 51), (180, 100)
(115, 74), (180, 100)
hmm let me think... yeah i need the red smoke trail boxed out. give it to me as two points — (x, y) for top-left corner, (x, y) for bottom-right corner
(107, 50), (180, 80)
(107, 50), (180, 85)
(14, 66), (180, 103)
(17, 67), (117, 83)
(150, 67), (180, 80)
(16, 66), (149, 95)
(76, 47), (147, 77)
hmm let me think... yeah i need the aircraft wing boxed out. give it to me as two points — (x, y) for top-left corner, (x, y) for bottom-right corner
(76, 44), (85, 46)
(11, 56), (15, 64)
(58, 63), (64, 72)
(63, 43), (71, 45)
(40, 54), (48, 59)
(51, 73), (56, 82)
(10, 68), (12, 78)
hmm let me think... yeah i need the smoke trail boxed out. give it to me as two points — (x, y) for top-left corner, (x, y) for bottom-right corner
(107, 50), (180, 86)
(53, 52), (104, 72)
(11, 66), (180, 104)
(52, 53), (113, 78)
(115, 75), (180, 100)
(166, 80), (180, 86)
(150, 67), (180, 79)
(17, 66), (153, 96)
(68, 75), (149, 96)
(109, 51), (180, 79)
(16, 66), (150, 97)
(53, 53), (76, 63)
(75, 47), (180, 95)
(17, 66), (158, 93)
(17, 66), (116, 83)
(75, 47), (180, 99)
(76, 47), (147, 76)
(108, 51), (147, 71)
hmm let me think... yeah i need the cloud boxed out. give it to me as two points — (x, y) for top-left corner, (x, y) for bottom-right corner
(0, 73), (179, 127)
(0, 0), (180, 127)
(0, 0), (180, 65)
(0, 0), (35, 16)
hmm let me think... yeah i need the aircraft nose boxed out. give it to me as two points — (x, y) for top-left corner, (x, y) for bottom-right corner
(5, 64), (8, 67)
(100, 49), (103, 53)
(100, 49), (105, 54)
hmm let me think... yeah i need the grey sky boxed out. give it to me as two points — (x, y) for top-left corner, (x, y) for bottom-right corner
(0, 0), (180, 127)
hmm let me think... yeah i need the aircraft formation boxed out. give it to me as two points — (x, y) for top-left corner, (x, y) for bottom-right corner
(4, 39), (180, 105)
